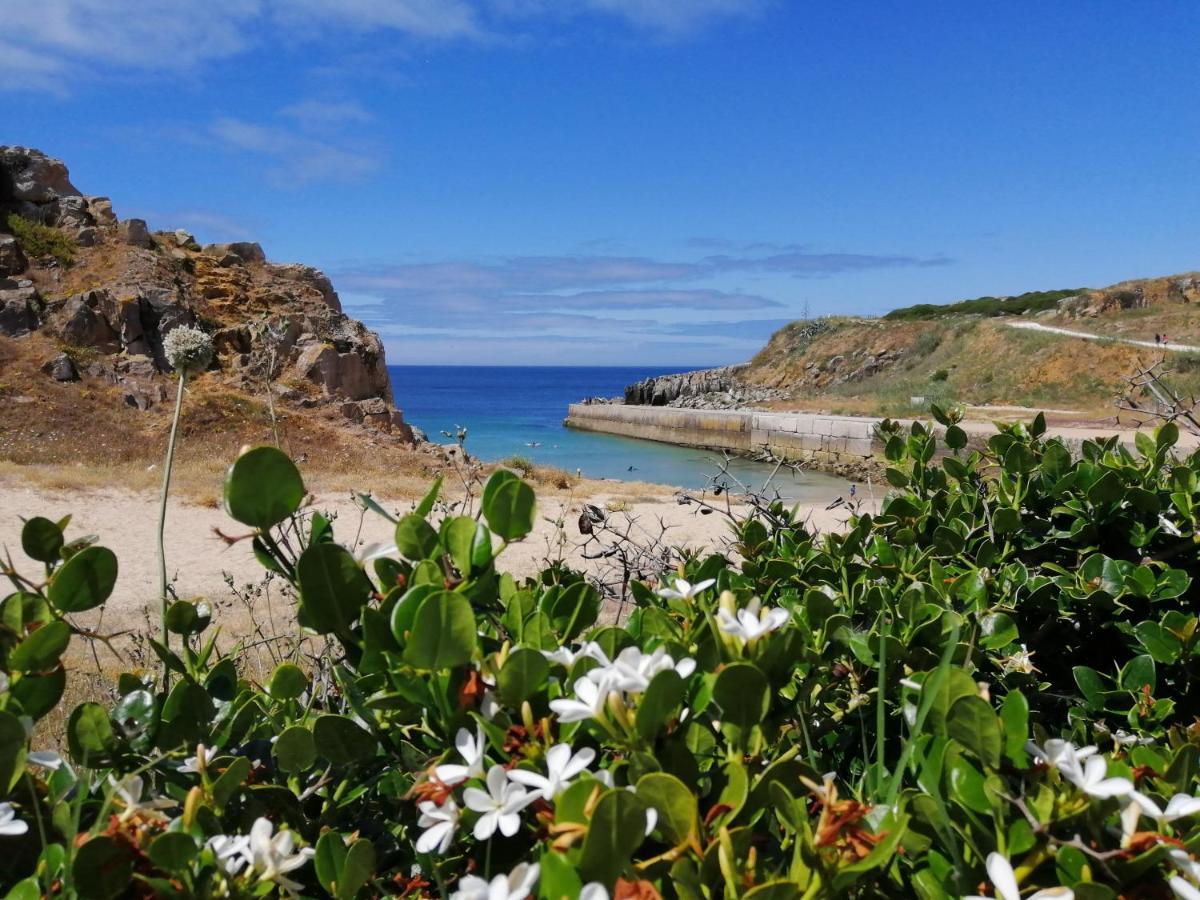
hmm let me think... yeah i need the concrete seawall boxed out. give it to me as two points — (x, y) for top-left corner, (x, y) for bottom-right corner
(565, 404), (880, 474)
(564, 403), (1200, 476)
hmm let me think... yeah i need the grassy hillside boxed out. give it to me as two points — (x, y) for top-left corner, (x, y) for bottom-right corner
(743, 271), (1200, 420)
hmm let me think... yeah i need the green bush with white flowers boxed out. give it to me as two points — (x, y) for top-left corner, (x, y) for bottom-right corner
(3, 407), (1200, 899)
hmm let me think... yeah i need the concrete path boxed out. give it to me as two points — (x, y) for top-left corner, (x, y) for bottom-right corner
(1006, 320), (1200, 353)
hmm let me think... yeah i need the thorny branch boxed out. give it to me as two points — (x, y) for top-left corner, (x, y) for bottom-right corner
(1116, 355), (1200, 437)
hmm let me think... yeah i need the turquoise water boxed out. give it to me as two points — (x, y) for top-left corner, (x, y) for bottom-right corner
(388, 366), (848, 503)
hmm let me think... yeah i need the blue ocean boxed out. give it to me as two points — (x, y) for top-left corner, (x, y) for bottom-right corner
(388, 366), (846, 502)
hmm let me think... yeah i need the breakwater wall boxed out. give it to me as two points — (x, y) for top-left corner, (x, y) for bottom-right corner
(565, 404), (880, 475)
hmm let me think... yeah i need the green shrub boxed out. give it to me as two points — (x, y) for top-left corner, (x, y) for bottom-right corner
(930, 367), (950, 381)
(502, 454), (536, 477)
(3, 420), (1200, 897)
(5, 213), (74, 266)
(884, 287), (1085, 321)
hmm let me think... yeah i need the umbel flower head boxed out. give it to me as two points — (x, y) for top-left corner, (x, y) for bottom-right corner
(162, 325), (214, 376)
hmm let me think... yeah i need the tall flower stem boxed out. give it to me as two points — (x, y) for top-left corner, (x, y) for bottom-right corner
(158, 372), (187, 656)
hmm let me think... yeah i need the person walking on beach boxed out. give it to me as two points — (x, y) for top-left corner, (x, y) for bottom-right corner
(1155, 333), (1162, 346)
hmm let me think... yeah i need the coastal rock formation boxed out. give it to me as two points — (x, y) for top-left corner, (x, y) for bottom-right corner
(624, 364), (789, 409)
(0, 146), (414, 439)
(1056, 274), (1200, 319)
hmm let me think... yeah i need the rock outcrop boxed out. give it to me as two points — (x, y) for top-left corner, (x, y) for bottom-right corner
(1056, 274), (1200, 319)
(623, 364), (789, 409)
(0, 146), (414, 439)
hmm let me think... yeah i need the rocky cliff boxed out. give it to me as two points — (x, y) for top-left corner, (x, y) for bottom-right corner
(0, 146), (415, 442)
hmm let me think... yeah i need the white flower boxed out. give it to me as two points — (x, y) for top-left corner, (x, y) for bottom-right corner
(964, 852), (1073, 900)
(717, 598), (790, 643)
(1160, 515), (1184, 538)
(416, 798), (460, 855)
(481, 689), (501, 721)
(463, 766), (533, 840)
(108, 774), (173, 820)
(1171, 875), (1200, 900)
(550, 677), (611, 723)
(27, 750), (66, 771)
(356, 542), (399, 564)
(0, 803), (28, 837)
(1026, 739), (1098, 769)
(644, 807), (658, 836)
(162, 325), (214, 375)
(586, 647), (695, 695)
(246, 817), (315, 894)
(436, 725), (487, 786)
(1058, 756), (1134, 800)
(450, 862), (540, 900)
(580, 884), (609, 900)
(178, 744), (211, 775)
(656, 578), (716, 601)
(508, 743), (595, 801)
(542, 642), (608, 669)
(1128, 792), (1200, 823)
(207, 834), (250, 875)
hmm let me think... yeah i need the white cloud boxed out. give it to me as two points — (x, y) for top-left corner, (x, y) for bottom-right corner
(1, 0), (766, 92)
(210, 117), (381, 186)
(278, 99), (374, 130)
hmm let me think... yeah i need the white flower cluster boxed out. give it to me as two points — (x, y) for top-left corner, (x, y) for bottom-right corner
(418, 727), (597, 854)
(205, 817), (315, 894)
(548, 644), (696, 724)
(717, 596), (790, 644)
(162, 325), (214, 376)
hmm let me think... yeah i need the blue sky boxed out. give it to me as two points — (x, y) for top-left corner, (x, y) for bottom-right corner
(5, 2), (1200, 365)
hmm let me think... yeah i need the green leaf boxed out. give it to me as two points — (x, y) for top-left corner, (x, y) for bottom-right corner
(164, 599), (210, 635)
(315, 831), (348, 896)
(1000, 690), (1030, 765)
(148, 832), (198, 872)
(978, 612), (1017, 651)
(578, 788), (648, 885)
(635, 669), (687, 740)
(212, 756), (252, 809)
(67, 702), (115, 766)
(543, 582), (600, 641)
(713, 662), (769, 731)
(1119, 654), (1156, 693)
(636, 772), (698, 845)
(497, 647), (550, 705)
(338, 839), (376, 900)
(1087, 470), (1124, 506)
(48, 546), (117, 613)
(403, 591), (476, 670)
(1135, 622), (1182, 664)
(21, 516), (63, 563)
(482, 470), (537, 541)
(415, 476), (443, 517)
(72, 836), (133, 900)
(10, 666), (66, 720)
(274, 725), (318, 774)
(395, 514), (439, 560)
(946, 695), (1001, 769)
(0, 711), (27, 793)
(313, 714), (377, 765)
(296, 543), (372, 635)
(223, 446), (305, 529)
(269, 662), (310, 700)
(9, 620), (70, 672)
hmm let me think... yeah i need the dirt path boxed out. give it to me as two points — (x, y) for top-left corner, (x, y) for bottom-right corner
(1006, 320), (1200, 353)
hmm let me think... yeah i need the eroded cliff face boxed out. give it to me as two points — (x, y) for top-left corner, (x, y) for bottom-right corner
(0, 146), (414, 440)
(622, 365), (789, 409)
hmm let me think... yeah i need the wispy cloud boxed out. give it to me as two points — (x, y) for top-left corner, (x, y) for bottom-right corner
(278, 98), (375, 130)
(332, 244), (948, 363)
(1, 1), (767, 93)
(209, 116), (381, 187)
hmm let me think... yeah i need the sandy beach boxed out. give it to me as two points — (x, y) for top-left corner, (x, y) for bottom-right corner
(0, 473), (864, 668)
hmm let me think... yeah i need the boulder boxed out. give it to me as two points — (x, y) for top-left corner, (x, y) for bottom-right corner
(0, 283), (38, 336)
(202, 242), (265, 264)
(0, 234), (26, 276)
(58, 296), (119, 351)
(0, 147), (80, 204)
(171, 229), (198, 248)
(87, 196), (117, 226)
(41, 353), (79, 382)
(46, 195), (94, 230)
(119, 218), (154, 248)
(74, 227), (98, 247)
